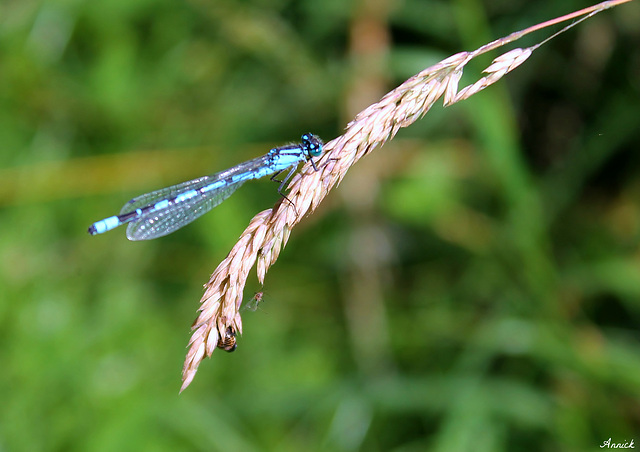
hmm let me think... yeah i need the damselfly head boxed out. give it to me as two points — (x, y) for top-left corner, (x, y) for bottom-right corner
(301, 133), (323, 157)
(217, 326), (237, 352)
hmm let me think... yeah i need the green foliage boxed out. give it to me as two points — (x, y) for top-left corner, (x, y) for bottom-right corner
(1, 0), (639, 451)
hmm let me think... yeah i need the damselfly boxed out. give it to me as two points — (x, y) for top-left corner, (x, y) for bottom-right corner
(88, 133), (323, 241)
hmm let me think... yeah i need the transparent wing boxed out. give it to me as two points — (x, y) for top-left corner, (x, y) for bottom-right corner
(120, 176), (210, 214)
(119, 154), (276, 241)
(119, 152), (275, 216)
(124, 179), (245, 241)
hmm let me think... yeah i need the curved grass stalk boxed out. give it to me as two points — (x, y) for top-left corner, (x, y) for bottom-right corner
(181, 0), (633, 392)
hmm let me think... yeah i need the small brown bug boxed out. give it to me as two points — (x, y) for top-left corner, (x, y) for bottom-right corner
(217, 326), (237, 352)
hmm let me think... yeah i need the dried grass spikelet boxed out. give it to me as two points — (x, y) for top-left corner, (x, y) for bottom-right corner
(180, 0), (630, 392)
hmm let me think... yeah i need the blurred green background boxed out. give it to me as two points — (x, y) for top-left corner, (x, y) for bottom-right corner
(1, 0), (639, 450)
